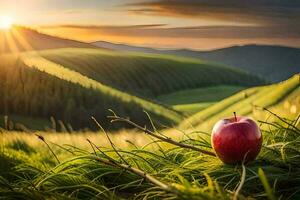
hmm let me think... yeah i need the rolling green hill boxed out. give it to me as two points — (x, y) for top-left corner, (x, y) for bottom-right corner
(0, 27), (273, 131)
(37, 48), (264, 97)
(93, 41), (300, 83)
(180, 74), (300, 131)
(0, 54), (183, 130)
(0, 45), (264, 131)
(157, 85), (244, 114)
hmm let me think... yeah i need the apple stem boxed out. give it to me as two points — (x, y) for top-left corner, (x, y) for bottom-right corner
(233, 112), (237, 122)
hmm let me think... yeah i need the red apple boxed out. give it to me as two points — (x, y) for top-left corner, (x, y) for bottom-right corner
(211, 113), (262, 164)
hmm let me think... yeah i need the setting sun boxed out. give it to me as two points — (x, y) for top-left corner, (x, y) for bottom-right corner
(0, 16), (13, 30)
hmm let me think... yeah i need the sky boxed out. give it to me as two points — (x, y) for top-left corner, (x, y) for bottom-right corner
(1, 0), (300, 50)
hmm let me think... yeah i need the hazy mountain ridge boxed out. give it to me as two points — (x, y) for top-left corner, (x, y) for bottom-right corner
(93, 41), (300, 83)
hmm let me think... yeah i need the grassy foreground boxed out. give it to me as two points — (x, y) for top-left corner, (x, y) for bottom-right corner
(0, 111), (300, 199)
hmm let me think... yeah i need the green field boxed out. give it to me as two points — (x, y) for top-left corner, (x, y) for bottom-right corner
(157, 85), (244, 114)
(269, 85), (300, 117)
(38, 48), (263, 97)
(1, 66), (299, 199)
(1, 54), (184, 130)
(0, 47), (263, 130)
(158, 85), (245, 105)
(181, 74), (300, 131)
(173, 102), (214, 115)
(22, 53), (183, 123)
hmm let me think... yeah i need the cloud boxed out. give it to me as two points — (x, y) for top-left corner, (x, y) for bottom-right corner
(39, 24), (300, 50)
(46, 9), (89, 15)
(124, 0), (300, 25)
(47, 24), (167, 29)
(40, 24), (300, 39)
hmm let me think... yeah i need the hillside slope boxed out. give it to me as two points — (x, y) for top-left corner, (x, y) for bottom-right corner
(93, 41), (157, 53)
(157, 85), (245, 115)
(0, 26), (97, 54)
(0, 54), (183, 130)
(38, 48), (264, 97)
(178, 45), (300, 82)
(180, 74), (300, 131)
(93, 42), (300, 82)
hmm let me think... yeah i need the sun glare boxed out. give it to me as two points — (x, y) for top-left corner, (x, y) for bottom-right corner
(0, 16), (13, 30)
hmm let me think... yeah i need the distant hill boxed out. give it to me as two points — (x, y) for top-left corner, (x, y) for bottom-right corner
(93, 41), (156, 53)
(93, 41), (300, 83)
(39, 48), (264, 97)
(0, 26), (97, 54)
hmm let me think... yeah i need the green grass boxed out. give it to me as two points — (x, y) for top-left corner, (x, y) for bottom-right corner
(157, 85), (244, 114)
(0, 113), (299, 199)
(181, 74), (300, 131)
(1, 54), (182, 130)
(18, 53), (184, 125)
(269, 85), (300, 119)
(37, 48), (263, 97)
(157, 85), (245, 105)
(18, 47), (260, 126)
(0, 73), (298, 199)
(173, 102), (214, 115)
(0, 48), (262, 130)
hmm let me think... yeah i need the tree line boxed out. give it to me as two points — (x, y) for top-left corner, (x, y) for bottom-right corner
(0, 56), (171, 131)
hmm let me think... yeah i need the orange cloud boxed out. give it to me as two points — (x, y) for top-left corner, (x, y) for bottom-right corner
(124, 0), (300, 26)
(38, 24), (300, 50)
